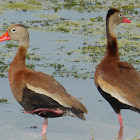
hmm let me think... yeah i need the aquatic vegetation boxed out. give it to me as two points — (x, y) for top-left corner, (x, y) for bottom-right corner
(26, 0), (42, 5)
(4, 1), (43, 11)
(58, 27), (69, 32)
(136, 24), (140, 28)
(0, 0), (139, 80)
(39, 14), (60, 20)
(63, 0), (77, 9)
(26, 64), (35, 69)
(0, 64), (8, 78)
(90, 18), (95, 22)
(122, 5), (134, 11)
(0, 98), (8, 103)
(26, 53), (41, 61)
(67, 52), (73, 55)
(0, 1), (139, 139)
(0, 0), (138, 13)
(4, 43), (18, 49)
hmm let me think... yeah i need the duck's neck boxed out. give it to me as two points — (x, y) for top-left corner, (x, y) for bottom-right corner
(10, 45), (28, 70)
(105, 18), (119, 60)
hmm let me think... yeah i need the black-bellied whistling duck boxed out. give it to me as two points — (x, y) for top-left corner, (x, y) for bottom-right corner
(0, 24), (88, 135)
(94, 9), (140, 127)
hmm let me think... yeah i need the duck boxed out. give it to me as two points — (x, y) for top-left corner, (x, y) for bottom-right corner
(0, 24), (88, 135)
(94, 8), (140, 127)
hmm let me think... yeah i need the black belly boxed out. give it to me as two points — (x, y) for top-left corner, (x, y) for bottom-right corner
(98, 85), (140, 114)
(19, 86), (64, 118)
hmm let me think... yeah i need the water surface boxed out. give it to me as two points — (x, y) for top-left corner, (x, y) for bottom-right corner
(0, 0), (139, 139)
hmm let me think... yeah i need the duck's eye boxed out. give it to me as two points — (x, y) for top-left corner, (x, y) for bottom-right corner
(119, 13), (122, 17)
(11, 28), (16, 33)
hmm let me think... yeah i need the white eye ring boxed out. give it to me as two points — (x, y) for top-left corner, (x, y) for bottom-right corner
(119, 13), (122, 17)
(11, 28), (16, 33)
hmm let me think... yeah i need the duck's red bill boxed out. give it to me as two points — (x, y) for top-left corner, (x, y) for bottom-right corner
(0, 31), (11, 42)
(122, 17), (131, 23)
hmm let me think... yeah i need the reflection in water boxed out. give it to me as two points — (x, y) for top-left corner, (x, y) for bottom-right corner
(118, 127), (123, 140)
(42, 135), (47, 140)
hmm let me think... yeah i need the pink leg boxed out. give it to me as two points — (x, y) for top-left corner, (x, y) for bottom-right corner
(42, 118), (48, 135)
(42, 134), (47, 140)
(118, 127), (123, 139)
(22, 108), (63, 115)
(118, 113), (123, 128)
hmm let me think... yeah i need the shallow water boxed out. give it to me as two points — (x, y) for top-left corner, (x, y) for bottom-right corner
(0, 0), (139, 140)
(0, 78), (140, 140)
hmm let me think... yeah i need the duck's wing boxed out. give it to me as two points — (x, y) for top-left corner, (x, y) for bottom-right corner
(16, 69), (88, 113)
(96, 61), (140, 109)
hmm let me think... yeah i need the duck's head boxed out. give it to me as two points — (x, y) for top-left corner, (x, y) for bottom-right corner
(0, 24), (29, 46)
(107, 9), (131, 25)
